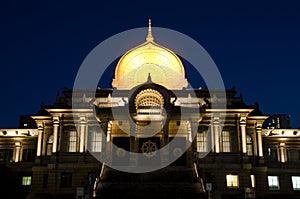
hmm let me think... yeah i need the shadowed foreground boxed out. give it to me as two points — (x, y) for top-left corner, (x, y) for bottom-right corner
(94, 166), (206, 199)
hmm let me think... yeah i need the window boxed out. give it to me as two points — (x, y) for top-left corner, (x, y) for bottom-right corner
(0, 149), (13, 162)
(89, 130), (102, 152)
(226, 174), (239, 188)
(268, 176), (280, 190)
(197, 131), (208, 152)
(68, 131), (77, 152)
(46, 135), (53, 156)
(22, 176), (32, 186)
(22, 149), (36, 162)
(60, 172), (72, 188)
(265, 147), (278, 163)
(292, 176), (300, 190)
(246, 135), (253, 156)
(250, 175), (255, 188)
(288, 149), (300, 163)
(222, 131), (231, 152)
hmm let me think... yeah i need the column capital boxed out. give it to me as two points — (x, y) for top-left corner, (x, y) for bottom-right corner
(53, 116), (60, 126)
(38, 125), (44, 131)
(255, 124), (262, 131)
(239, 117), (247, 126)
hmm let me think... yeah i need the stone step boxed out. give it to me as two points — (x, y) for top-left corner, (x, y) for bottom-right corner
(94, 166), (207, 199)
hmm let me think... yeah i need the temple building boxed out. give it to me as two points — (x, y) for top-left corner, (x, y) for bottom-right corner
(1, 21), (300, 199)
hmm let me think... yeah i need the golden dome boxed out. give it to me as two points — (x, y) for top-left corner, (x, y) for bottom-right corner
(112, 19), (188, 90)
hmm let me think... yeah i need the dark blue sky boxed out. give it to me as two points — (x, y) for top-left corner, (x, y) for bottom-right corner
(1, 1), (300, 128)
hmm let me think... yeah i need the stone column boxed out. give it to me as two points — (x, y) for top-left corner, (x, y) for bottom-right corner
(279, 143), (286, 163)
(14, 142), (21, 162)
(130, 122), (137, 166)
(37, 122), (44, 157)
(240, 118), (247, 154)
(213, 117), (220, 153)
(52, 116), (59, 153)
(256, 124), (263, 157)
(161, 120), (170, 165)
(79, 116), (87, 153)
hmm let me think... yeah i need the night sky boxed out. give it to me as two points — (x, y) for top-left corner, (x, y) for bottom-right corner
(1, 1), (300, 128)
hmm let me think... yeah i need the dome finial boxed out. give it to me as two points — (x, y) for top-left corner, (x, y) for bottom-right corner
(147, 72), (152, 82)
(146, 19), (154, 42)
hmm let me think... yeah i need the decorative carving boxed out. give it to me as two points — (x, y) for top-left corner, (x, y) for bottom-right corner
(141, 140), (158, 158)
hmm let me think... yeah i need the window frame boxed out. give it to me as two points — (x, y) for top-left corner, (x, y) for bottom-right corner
(226, 174), (239, 188)
(292, 176), (300, 191)
(222, 130), (231, 153)
(197, 130), (209, 153)
(68, 131), (77, 153)
(268, 176), (280, 190)
(22, 176), (32, 186)
(89, 130), (102, 153)
(246, 135), (253, 156)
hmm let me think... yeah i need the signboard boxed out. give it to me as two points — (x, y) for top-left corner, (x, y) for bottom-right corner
(206, 183), (212, 191)
(76, 187), (84, 197)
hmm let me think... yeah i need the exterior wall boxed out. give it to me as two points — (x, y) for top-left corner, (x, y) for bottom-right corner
(1, 89), (300, 199)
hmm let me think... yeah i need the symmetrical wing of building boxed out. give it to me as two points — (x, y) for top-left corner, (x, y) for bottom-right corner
(1, 22), (300, 199)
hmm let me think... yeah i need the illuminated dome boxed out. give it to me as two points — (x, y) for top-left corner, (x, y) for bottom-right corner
(112, 20), (188, 90)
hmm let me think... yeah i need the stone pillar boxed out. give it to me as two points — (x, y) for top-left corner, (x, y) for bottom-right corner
(130, 122), (137, 166)
(52, 116), (59, 153)
(102, 121), (110, 164)
(210, 125), (215, 153)
(256, 124), (263, 157)
(79, 116), (87, 153)
(162, 120), (170, 165)
(240, 118), (247, 154)
(213, 117), (220, 153)
(280, 143), (286, 163)
(14, 142), (21, 162)
(37, 123), (44, 157)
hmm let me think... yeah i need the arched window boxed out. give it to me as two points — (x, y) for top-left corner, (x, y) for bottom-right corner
(46, 135), (53, 156)
(246, 135), (253, 156)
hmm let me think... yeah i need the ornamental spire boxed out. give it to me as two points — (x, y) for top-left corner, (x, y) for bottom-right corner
(146, 19), (154, 42)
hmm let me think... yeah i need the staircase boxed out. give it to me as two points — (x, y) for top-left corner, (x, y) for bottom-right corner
(94, 166), (206, 199)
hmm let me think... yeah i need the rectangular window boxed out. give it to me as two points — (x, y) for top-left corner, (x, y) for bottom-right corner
(46, 143), (53, 156)
(46, 135), (53, 156)
(246, 135), (253, 156)
(226, 174), (239, 188)
(60, 172), (72, 188)
(90, 131), (102, 152)
(68, 131), (77, 152)
(292, 176), (300, 190)
(0, 149), (13, 162)
(197, 131), (208, 152)
(288, 149), (300, 163)
(268, 176), (280, 190)
(250, 175), (255, 188)
(22, 176), (32, 186)
(22, 148), (36, 162)
(222, 131), (231, 152)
